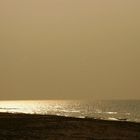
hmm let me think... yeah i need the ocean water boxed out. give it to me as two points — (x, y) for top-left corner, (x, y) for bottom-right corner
(0, 100), (140, 122)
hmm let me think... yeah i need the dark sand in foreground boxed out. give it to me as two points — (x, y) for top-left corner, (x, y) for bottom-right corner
(0, 113), (140, 140)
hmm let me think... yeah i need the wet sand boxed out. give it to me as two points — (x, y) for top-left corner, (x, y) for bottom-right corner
(0, 113), (140, 140)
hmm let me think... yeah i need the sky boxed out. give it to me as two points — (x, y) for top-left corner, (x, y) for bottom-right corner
(0, 0), (140, 100)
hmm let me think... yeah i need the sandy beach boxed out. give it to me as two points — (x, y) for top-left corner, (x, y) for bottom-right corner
(0, 113), (140, 140)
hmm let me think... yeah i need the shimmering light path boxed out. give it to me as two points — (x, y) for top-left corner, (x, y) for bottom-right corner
(0, 100), (140, 122)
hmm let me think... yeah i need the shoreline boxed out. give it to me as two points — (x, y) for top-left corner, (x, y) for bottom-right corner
(0, 112), (140, 139)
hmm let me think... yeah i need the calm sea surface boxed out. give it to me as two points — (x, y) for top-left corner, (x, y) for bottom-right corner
(0, 100), (140, 122)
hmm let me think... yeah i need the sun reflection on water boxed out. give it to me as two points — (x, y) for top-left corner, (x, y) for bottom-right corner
(0, 100), (79, 115)
(0, 100), (139, 122)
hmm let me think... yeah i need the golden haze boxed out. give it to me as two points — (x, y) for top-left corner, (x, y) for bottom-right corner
(0, 0), (140, 99)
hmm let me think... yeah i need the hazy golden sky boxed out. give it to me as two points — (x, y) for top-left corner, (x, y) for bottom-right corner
(0, 0), (140, 99)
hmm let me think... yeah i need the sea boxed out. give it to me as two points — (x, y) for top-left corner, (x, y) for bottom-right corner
(0, 100), (140, 122)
